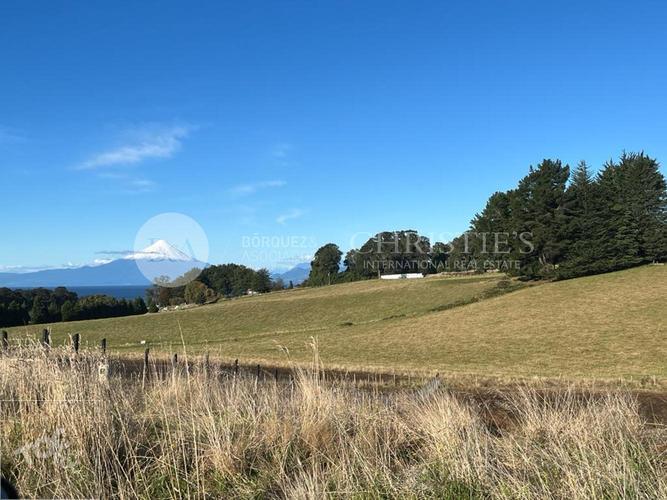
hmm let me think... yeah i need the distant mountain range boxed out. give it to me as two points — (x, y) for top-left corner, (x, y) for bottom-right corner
(0, 240), (203, 288)
(271, 262), (311, 286)
(0, 240), (311, 288)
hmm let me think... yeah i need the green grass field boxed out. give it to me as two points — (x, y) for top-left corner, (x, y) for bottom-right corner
(7, 265), (667, 381)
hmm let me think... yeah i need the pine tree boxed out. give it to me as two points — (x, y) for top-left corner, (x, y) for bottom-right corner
(558, 161), (603, 277)
(618, 152), (667, 262)
(559, 153), (666, 277)
(468, 191), (515, 271)
(595, 158), (643, 271)
(510, 159), (570, 278)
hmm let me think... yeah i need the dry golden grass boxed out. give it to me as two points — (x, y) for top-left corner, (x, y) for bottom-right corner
(1, 343), (666, 499)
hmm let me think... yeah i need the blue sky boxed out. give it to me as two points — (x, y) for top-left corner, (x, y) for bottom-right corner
(2, 1), (667, 271)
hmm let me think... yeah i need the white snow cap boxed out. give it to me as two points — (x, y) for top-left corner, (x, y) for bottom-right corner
(124, 240), (193, 262)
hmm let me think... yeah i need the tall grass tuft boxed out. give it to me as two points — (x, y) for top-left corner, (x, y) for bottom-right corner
(1, 342), (665, 498)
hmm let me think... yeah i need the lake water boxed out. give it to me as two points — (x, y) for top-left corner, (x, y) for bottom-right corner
(14, 285), (149, 299)
(64, 286), (148, 300)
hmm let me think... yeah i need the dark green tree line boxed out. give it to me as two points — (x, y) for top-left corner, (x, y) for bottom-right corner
(447, 152), (666, 279)
(0, 287), (147, 328)
(307, 152), (665, 286)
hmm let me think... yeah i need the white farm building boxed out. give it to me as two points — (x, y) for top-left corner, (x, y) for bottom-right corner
(379, 273), (424, 280)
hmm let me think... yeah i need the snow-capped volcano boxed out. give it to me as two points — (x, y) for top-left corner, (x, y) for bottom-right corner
(0, 239), (206, 287)
(124, 240), (193, 261)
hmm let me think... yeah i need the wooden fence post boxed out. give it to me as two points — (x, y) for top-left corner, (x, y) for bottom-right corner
(274, 368), (278, 383)
(41, 329), (50, 349)
(142, 348), (150, 389)
(72, 333), (80, 354)
(234, 359), (239, 376)
(256, 364), (261, 379)
(1, 331), (7, 351)
(171, 353), (178, 383)
(98, 337), (110, 385)
(204, 352), (210, 378)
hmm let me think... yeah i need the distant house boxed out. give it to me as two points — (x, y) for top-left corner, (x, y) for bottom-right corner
(380, 273), (424, 280)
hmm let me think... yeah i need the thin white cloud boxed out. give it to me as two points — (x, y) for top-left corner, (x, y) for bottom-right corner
(229, 180), (286, 197)
(0, 264), (33, 272)
(276, 208), (305, 225)
(95, 172), (158, 193)
(0, 257), (119, 273)
(75, 125), (191, 170)
(0, 263), (82, 273)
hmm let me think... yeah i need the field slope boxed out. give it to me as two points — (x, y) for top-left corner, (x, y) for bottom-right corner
(7, 265), (666, 380)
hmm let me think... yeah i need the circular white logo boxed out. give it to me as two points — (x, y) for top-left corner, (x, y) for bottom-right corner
(132, 213), (209, 288)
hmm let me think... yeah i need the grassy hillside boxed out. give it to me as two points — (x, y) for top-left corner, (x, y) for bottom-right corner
(322, 265), (667, 379)
(7, 273), (507, 350)
(7, 266), (666, 380)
